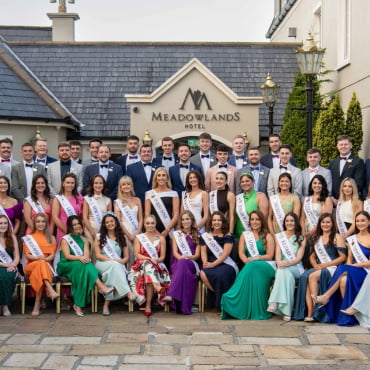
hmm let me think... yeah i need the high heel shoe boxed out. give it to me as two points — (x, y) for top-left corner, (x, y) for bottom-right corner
(163, 295), (173, 303)
(310, 294), (318, 305)
(144, 310), (151, 316)
(127, 292), (137, 302)
(340, 307), (359, 316)
(73, 304), (85, 317)
(99, 287), (114, 297)
(267, 302), (277, 313)
(316, 294), (329, 308)
(2, 306), (11, 317)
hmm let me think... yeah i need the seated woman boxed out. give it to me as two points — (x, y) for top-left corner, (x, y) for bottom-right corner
(56, 215), (113, 317)
(267, 212), (306, 321)
(94, 213), (137, 316)
(200, 211), (238, 310)
(300, 174), (332, 237)
(293, 213), (346, 322)
(164, 210), (201, 314)
(221, 210), (275, 320)
(128, 215), (171, 316)
(317, 211), (370, 326)
(0, 215), (19, 316)
(23, 213), (59, 316)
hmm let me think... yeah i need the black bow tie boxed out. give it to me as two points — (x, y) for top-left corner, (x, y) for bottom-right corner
(180, 164), (189, 169)
(201, 154), (210, 159)
(280, 165), (287, 170)
(143, 163), (152, 167)
(36, 159), (45, 163)
(100, 164), (108, 168)
(91, 159), (99, 163)
(25, 163), (33, 168)
(272, 155), (279, 158)
(163, 156), (172, 160)
(251, 167), (260, 171)
(235, 155), (244, 160)
(129, 155), (138, 159)
(219, 164), (227, 168)
(340, 157), (347, 160)
(61, 160), (71, 166)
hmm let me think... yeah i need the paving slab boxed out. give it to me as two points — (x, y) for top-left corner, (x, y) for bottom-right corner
(307, 334), (340, 345)
(167, 325), (230, 333)
(144, 344), (174, 356)
(180, 346), (230, 357)
(8, 318), (52, 333)
(267, 358), (337, 366)
(0, 344), (65, 353)
(190, 332), (233, 344)
(219, 344), (254, 353)
(5, 333), (41, 345)
(234, 323), (301, 337)
(344, 334), (370, 345)
(76, 366), (114, 370)
(0, 334), (11, 342)
(119, 365), (187, 370)
(68, 343), (140, 356)
(49, 323), (105, 337)
(106, 333), (148, 343)
(189, 355), (260, 366)
(153, 333), (190, 344)
(122, 355), (187, 364)
(41, 336), (101, 345)
(80, 356), (119, 366)
(3, 353), (49, 367)
(238, 337), (301, 345)
(305, 325), (369, 334)
(261, 345), (368, 360)
(41, 355), (79, 369)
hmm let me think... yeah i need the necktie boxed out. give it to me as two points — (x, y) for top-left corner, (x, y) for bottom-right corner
(163, 156), (172, 160)
(272, 155), (279, 159)
(280, 165), (287, 170)
(201, 154), (209, 159)
(100, 164), (108, 168)
(25, 163), (33, 168)
(235, 155), (244, 160)
(143, 163), (152, 167)
(1, 159), (10, 162)
(219, 164), (227, 168)
(180, 164), (189, 169)
(129, 155), (138, 159)
(340, 157), (347, 160)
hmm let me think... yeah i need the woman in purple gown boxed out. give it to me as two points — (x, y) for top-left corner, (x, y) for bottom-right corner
(164, 210), (200, 314)
(317, 211), (370, 326)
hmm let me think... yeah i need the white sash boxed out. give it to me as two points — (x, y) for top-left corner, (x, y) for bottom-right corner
(99, 234), (127, 274)
(303, 196), (318, 230)
(235, 193), (251, 231)
(22, 235), (56, 276)
(364, 199), (370, 215)
(314, 237), (337, 276)
(182, 192), (194, 213)
(84, 196), (103, 230)
(136, 233), (167, 269)
(62, 235), (84, 256)
(209, 190), (219, 214)
(146, 190), (176, 235)
(243, 231), (276, 270)
(347, 235), (370, 274)
(202, 232), (239, 274)
(0, 204), (13, 232)
(336, 201), (348, 236)
(0, 241), (12, 264)
(270, 194), (285, 231)
(114, 199), (139, 233)
(25, 197), (45, 214)
(275, 232), (304, 275)
(173, 230), (200, 275)
(56, 195), (76, 217)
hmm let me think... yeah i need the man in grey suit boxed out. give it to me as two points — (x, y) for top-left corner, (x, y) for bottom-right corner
(81, 138), (102, 167)
(0, 137), (19, 169)
(267, 144), (302, 198)
(11, 143), (46, 202)
(236, 147), (270, 195)
(190, 132), (217, 178)
(302, 148), (332, 197)
(47, 142), (84, 196)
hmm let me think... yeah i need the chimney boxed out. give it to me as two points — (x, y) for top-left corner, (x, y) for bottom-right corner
(47, 0), (79, 42)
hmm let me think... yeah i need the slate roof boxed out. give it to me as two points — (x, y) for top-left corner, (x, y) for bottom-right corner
(0, 26), (52, 42)
(5, 41), (300, 139)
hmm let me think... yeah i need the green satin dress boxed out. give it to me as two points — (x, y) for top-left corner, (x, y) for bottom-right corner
(234, 190), (259, 239)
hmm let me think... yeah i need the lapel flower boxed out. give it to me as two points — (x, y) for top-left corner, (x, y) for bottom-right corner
(108, 168), (113, 172)
(33, 168), (37, 172)
(347, 159), (353, 163)
(210, 158), (215, 162)
(260, 170), (264, 175)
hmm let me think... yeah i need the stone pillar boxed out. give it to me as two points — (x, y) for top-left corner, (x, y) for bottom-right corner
(47, 13), (80, 41)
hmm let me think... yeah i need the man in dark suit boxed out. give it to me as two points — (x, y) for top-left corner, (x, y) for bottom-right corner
(169, 143), (201, 198)
(115, 135), (141, 176)
(261, 134), (296, 169)
(11, 142), (46, 202)
(302, 148), (332, 196)
(153, 136), (179, 170)
(83, 145), (123, 200)
(228, 134), (249, 169)
(81, 138), (102, 167)
(126, 144), (163, 205)
(190, 132), (216, 178)
(329, 134), (364, 201)
(236, 147), (270, 195)
(33, 138), (57, 170)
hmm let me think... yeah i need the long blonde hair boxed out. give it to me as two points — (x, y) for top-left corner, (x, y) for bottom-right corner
(339, 177), (360, 202)
(152, 168), (172, 189)
(117, 176), (136, 202)
(31, 213), (53, 243)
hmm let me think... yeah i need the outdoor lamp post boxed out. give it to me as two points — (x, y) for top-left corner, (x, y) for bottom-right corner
(260, 73), (280, 135)
(142, 129), (153, 146)
(294, 32), (326, 150)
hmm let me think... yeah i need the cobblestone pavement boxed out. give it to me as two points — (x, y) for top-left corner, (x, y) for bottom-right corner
(0, 305), (370, 369)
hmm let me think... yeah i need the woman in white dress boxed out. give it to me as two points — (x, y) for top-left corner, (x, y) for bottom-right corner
(180, 170), (209, 233)
(114, 176), (143, 266)
(300, 174), (333, 237)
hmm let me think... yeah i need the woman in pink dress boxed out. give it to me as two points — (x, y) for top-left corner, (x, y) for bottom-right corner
(24, 174), (54, 235)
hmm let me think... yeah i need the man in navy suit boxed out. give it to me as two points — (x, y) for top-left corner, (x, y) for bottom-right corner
(126, 144), (163, 205)
(329, 134), (364, 201)
(228, 134), (249, 169)
(190, 132), (216, 178)
(169, 143), (201, 198)
(83, 145), (123, 200)
(33, 138), (57, 170)
(153, 136), (179, 170)
(115, 135), (141, 176)
(261, 134), (296, 169)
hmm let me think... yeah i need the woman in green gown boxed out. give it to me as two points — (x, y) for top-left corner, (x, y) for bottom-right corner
(56, 215), (113, 316)
(235, 173), (268, 239)
(221, 210), (275, 320)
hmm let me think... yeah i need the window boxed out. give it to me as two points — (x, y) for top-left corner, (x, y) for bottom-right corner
(337, 0), (351, 68)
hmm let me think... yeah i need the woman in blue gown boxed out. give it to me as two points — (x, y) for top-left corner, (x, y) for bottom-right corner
(292, 213), (346, 322)
(317, 211), (370, 326)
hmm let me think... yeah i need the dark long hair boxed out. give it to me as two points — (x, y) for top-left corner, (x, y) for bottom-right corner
(66, 215), (83, 234)
(176, 210), (199, 245)
(0, 176), (10, 196)
(277, 173), (292, 193)
(308, 174), (329, 202)
(99, 213), (126, 251)
(31, 174), (51, 202)
(206, 211), (229, 235)
(59, 172), (80, 203)
(86, 174), (108, 197)
(309, 213), (337, 248)
(249, 210), (268, 247)
(185, 170), (205, 192)
(354, 211), (370, 234)
(215, 171), (229, 191)
(0, 215), (14, 251)
(283, 212), (302, 247)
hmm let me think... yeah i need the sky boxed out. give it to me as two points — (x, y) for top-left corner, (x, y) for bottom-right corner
(0, 0), (274, 42)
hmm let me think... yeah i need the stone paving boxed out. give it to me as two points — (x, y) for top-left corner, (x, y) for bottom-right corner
(0, 305), (370, 369)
